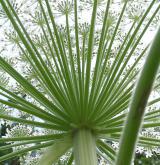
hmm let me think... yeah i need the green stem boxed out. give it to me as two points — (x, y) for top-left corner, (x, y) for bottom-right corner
(73, 129), (97, 165)
(115, 26), (160, 165)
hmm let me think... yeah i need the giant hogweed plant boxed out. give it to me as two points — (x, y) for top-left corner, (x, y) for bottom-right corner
(0, 0), (160, 164)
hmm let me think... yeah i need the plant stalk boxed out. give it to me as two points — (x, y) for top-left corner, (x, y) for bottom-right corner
(73, 129), (97, 165)
(115, 26), (160, 165)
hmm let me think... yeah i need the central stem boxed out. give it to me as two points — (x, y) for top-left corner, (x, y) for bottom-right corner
(73, 129), (97, 165)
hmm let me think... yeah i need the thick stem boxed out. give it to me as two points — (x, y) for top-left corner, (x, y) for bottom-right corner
(73, 129), (97, 165)
(115, 26), (160, 165)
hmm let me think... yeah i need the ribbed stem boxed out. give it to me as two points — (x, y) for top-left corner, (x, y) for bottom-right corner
(73, 129), (97, 165)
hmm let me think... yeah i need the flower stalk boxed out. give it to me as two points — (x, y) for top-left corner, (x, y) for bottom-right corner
(73, 129), (97, 165)
(116, 26), (160, 165)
